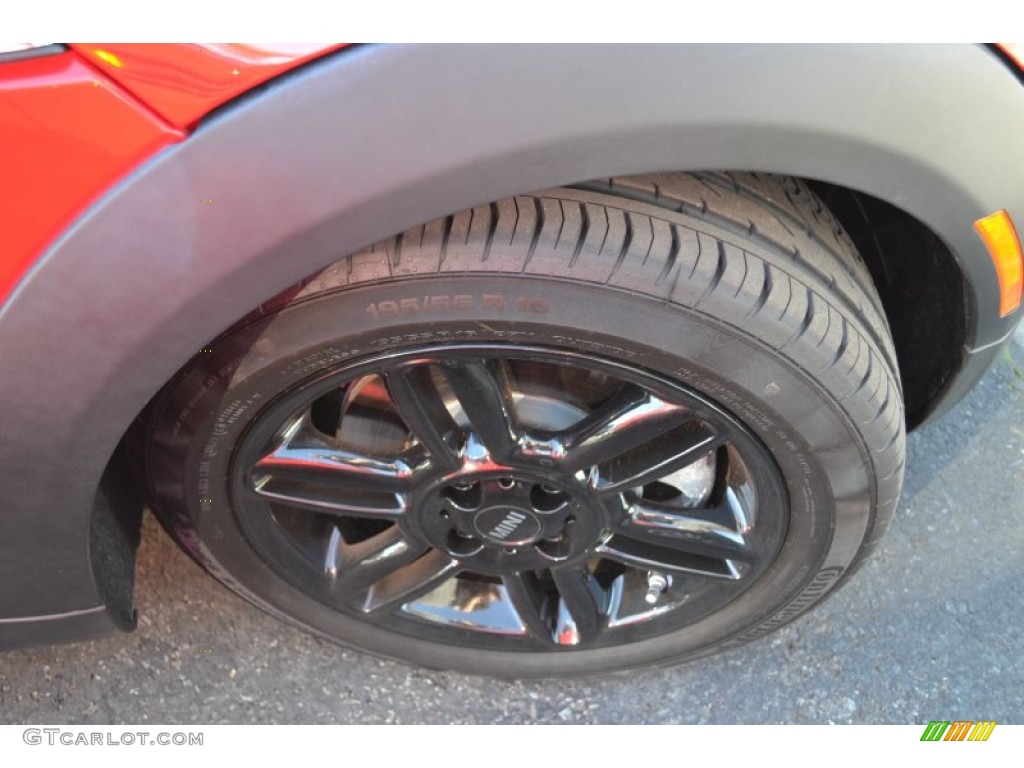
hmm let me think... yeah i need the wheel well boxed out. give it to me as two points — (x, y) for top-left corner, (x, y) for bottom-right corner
(805, 180), (966, 429)
(93, 170), (966, 627)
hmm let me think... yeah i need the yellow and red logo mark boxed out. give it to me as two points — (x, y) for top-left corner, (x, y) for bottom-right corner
(920, 721), (997, 741)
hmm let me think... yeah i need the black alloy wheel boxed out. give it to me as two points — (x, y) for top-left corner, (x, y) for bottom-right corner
(140, 172), (904, 677)
(232, 346), (788, 650)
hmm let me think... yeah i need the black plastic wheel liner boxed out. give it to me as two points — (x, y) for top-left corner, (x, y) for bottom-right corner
(1, 44), (1022, 640)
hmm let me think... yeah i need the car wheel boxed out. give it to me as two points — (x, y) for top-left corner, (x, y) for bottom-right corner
(139, 171), (904, 677)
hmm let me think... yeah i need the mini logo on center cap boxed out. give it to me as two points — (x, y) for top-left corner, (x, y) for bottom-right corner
(474, 506), (542, 545)
(489, 510), (527, 540)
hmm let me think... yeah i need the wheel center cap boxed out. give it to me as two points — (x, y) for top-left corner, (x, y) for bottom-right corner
(473, 506), (543, 545)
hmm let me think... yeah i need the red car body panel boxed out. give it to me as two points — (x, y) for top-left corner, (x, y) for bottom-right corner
(69, 44), (344, 129)
(0, 51), (182, 304)
(0, 44), (341, 305)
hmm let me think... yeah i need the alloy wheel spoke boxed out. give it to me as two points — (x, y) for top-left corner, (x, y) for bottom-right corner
(591, 427), (721, 494)
(384, 365), (461, 470)
(563, 386), (691, 472)
(248, 475), (406, 520)
(252, 440), (417, 494)
(550, 566), (606, 646)
(616, 496), (753, 562)
(359, 549), (460, 613)
(597, 530), (743, 581)
(503, 572), (557, 643)
(442, 359), (520, 461)
(328, 526), (431, 601)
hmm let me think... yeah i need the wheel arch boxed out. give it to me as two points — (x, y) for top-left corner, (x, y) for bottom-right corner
(2, 43), (1022, 642)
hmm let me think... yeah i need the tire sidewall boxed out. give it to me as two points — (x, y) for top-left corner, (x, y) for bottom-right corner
(147, 274), (875, 677)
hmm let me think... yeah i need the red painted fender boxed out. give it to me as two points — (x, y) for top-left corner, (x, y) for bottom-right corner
(0, 44), (341, 305)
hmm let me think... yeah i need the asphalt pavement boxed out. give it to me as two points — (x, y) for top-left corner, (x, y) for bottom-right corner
(2, 323), (1023, 725)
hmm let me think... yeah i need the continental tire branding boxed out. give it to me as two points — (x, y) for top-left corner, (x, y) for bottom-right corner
(732, 566), (845, 645)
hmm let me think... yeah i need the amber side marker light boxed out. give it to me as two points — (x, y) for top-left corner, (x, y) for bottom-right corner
(975, 210), (1023, 317)
(996, 43), (1024, 73)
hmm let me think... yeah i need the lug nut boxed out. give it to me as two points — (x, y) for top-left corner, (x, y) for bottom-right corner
(446, 529), (481, 557)
(644, 573), (669, 605)
(498, 477), (515, 489)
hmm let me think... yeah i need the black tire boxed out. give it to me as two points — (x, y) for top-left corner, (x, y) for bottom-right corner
(139, 171), (904, 678)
